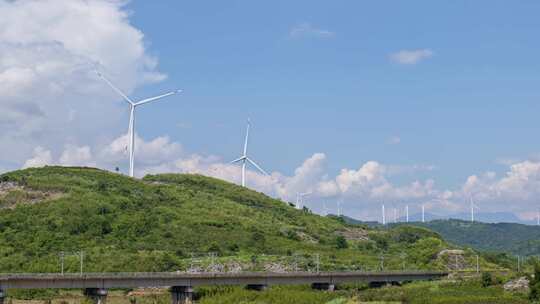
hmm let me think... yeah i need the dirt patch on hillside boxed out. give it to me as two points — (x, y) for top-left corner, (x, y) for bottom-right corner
(338, 227), (369, 241)
(0, 181), (66, 209)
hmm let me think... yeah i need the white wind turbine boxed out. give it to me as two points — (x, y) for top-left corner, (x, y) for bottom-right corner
(421, 204), (425, 223)
(470, 196), (479, 223)
(405, 205), (409, 223)
(382, 204), (386, 225)
(296, 192), (311, 209)
(337, 200), (343, 217)
(96, 70), (181, 178)
(322, 202), (329, 216)
(230, 119), (269, 187)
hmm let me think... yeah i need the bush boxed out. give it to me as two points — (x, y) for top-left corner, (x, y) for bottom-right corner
(336, 236), (348, 249)
(481, 272), (493, 287)
(529, 260), (540, 301)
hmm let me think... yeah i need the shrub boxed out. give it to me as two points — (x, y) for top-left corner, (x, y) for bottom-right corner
(529, 260), (540, 301)
(336, 236), (348, 249)
(481, 272), (493, 287)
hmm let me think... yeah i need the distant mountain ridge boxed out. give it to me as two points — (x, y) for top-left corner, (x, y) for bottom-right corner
(407, 220), (540, 256)
(341, 216), (540, 256)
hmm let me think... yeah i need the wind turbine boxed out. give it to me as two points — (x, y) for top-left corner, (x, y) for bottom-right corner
(337, 200), (342, 217)
(405, 205), (409, 223)
(382, 204), (386, 225)
(96, 70), (181, 177)
(296, 192), (311, 209)
(230, 119), (269, 187)
(421, 204), (425, 223)
(393, 208), (398, 223)
(537, 209), (540, 226)
(470, 196), (479, 223)
(322, 202), (329, 216)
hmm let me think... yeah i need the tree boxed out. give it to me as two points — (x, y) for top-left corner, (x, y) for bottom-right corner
(529, 260), (540, 301)
(481, 272), (493, 287)
(336, 236), (348, 249)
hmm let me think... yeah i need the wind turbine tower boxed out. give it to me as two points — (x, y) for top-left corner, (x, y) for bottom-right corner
(337, 200), (342, 217)
(393, 208), (398, 223)
(296, 192), (311, 209)
(96, 70), (182, 178)
(406, 205), (409, 223)
(421, 204), (425, 223)
(231, 119), (269, 187)
(382, 204), (386, 225)
(470, 196), (479, 223)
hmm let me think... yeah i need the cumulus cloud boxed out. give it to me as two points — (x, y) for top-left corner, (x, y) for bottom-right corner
(0, 0), (165, 164)
(23, 146), (53, 168)
(289, 22), (335, 39)
(390, 49), (433, 65)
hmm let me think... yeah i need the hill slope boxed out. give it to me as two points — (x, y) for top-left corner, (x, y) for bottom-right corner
(405, 219), (540, 256)
(0, 167), (485, 273)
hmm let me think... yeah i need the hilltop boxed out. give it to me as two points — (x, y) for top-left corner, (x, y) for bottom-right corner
(0, 167), (493, 273)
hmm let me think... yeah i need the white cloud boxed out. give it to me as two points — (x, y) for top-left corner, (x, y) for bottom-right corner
(390, 49), (433, 65)
(58, 145), (95, 167)
(459, 161), (540, 213)
(23, 146), (53, 168)
(289, 22), (334, 39)
(25, 133), (540, 221)
(0, 0), (165, 164)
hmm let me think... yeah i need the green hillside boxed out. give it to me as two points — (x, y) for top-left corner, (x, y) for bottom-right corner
(405, 219), (540, 256)
(0, 167), (489, 273)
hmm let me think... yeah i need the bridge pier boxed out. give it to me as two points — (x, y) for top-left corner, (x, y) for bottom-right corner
(245, 284), (268, 291)
(84, 288), (108, 304)
(171, 286), (194, 304)
(0, 289), (5, 304)
(311, 282), (335, 292)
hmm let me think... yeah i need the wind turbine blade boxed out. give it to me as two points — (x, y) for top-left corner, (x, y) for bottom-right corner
(135, 90), (182, 106)
(243, 119), (250, 156)
(246, 157), (269, 175)
(95, 70), (135, 105)
(230, 156), (246, 164)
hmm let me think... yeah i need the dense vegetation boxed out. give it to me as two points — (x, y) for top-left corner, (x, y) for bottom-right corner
(405, 219), (540, 256)
(23, 280), (527, 304)
(0, 166), (490, 274)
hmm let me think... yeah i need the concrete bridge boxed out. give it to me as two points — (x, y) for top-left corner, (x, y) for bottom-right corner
(0, 271), (448, 304)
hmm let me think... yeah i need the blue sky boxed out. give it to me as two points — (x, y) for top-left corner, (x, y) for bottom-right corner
(2, 0), (540, 221)
(126, 1), (540, 187)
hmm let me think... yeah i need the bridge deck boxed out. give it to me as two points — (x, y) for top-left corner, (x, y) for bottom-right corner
(0, 271), (448, 289)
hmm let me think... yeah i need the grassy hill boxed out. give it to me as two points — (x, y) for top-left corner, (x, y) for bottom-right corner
(0, 167), (491, 273)
(401, 219), (540, 256)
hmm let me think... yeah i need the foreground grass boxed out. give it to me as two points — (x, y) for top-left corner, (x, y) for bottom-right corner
(355, 280), (528, 304)
(6, 280), (529, 304)
(194, 280), (528, 304)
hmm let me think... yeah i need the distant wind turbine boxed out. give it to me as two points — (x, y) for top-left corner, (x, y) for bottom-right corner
(421, 204), (425, 223)
(406, 205), (409, 223)
(337, 200), (342, 217)
(96, 70), (182, 177)
(393, 208), (398, 223)
(470, 196), (479, 223)
(382, 204), (386, 225)
(230, 119), (269, 187)
(296, 192), (311, 209)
